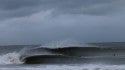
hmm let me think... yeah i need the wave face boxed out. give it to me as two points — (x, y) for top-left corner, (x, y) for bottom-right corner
(23, 55), (125, 64)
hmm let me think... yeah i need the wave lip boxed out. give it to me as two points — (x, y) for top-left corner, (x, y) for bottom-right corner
(51, 47), (125, 57)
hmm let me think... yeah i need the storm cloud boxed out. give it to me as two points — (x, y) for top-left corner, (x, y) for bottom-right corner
(0, 0), (125, 45)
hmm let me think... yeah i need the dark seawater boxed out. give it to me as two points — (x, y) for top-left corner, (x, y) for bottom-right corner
(1, 42), (125, 70)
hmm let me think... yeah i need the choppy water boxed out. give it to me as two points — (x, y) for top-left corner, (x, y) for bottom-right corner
(1, 42), (125, 70)
(1, 64), (125, 70)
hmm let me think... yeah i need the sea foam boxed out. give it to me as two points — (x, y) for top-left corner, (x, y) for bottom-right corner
(0, 52), (23, 64)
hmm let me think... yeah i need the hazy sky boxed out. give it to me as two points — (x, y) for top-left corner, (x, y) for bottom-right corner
(0, 0), (125, 45)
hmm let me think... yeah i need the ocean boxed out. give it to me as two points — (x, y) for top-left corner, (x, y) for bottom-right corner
(1, 42), (125, 70)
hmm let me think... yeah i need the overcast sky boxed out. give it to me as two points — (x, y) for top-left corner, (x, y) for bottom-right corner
(0, 0), (125, 45)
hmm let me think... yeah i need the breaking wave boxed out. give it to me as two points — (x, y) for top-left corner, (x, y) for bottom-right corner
(1, 41), (125, 65)
(0, 52), (23, 64)
(0, 47), (125, 65)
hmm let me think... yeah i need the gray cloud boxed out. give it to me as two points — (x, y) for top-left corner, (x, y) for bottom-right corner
(0, 0), (116, 20)
(0, 0), (42, 10)
(0, 0), (125, 45)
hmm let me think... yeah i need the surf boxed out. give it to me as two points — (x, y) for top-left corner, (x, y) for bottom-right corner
(0, 52), (23, 64)
(1, 42), (125, 65)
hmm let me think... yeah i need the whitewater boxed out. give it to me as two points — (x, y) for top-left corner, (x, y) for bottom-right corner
(1, 64), (125, 70)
